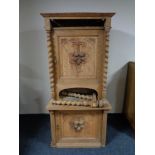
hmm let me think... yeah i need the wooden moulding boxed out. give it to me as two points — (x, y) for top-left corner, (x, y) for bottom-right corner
(40, 12), (115, 18)
(47, 100), (112, 111)
(41, 12), (115, 31)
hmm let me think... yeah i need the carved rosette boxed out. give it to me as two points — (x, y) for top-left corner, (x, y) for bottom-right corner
(46, 31), (55, 98)
(71, 119), (85, 131)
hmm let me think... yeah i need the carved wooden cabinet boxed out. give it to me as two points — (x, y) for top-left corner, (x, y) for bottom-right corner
(41, 13), (115, 148)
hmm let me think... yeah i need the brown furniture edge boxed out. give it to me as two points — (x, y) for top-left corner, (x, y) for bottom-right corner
(40, 12), (115, 18)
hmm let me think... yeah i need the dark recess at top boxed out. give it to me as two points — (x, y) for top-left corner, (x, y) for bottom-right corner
(51, 19), (105, 27)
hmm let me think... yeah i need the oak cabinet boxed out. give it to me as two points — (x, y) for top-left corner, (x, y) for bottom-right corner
(41, 13), (115, 148)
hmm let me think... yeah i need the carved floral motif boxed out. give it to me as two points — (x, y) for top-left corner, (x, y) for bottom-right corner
(70, 51), (86, 66)
(71, 119), (85, 131)
(69, 40), (88, 72)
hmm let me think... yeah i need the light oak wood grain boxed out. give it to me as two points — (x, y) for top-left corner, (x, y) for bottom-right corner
(41, 12), (115, 148)
(49, 110), (108, 147)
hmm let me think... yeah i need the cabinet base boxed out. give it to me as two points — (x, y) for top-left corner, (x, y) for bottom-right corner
(48, 104), (111, 148)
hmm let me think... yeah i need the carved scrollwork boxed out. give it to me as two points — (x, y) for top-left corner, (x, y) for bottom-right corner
(69, 40), (88, 71)
(67, 40), (88, 73)
(70, 51), (86, 66)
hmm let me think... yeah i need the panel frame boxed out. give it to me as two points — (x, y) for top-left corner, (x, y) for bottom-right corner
(51, 110), (107, 148)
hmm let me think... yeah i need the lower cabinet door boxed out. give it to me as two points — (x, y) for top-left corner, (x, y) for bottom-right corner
(53, 110), (104, 148)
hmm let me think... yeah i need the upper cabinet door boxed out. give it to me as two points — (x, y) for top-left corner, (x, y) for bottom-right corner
(54, 29), (105, 81)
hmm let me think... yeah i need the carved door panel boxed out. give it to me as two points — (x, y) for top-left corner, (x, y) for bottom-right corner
(54, 29), (105, 81)
(55, 111), (103, 147)
(60, 37), (96, 78)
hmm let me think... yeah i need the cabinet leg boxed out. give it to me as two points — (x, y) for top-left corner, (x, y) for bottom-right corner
(101, 112), (107, 146)
(50, 111), (56, 146)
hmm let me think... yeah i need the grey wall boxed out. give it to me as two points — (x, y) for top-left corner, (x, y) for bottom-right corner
(19, 0), (135, 113)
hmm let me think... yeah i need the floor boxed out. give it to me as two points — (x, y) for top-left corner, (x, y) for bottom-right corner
(19, 114), (135, 155)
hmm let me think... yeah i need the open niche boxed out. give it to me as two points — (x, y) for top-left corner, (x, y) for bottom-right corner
(51, 88), (99, 107)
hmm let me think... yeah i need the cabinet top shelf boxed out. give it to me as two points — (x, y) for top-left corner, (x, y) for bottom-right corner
(40, 12), (115, 18)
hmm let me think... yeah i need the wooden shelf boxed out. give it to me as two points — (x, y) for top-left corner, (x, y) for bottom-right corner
(47, 100), (112, 111)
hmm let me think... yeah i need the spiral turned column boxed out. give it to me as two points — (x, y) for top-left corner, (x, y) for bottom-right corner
(46, 30), (55, 99)
(102, 28), (110, 99)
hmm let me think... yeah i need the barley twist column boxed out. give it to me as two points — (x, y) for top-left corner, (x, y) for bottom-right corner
(102, 27), (111, 99)
(46, 30), (55, 99)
